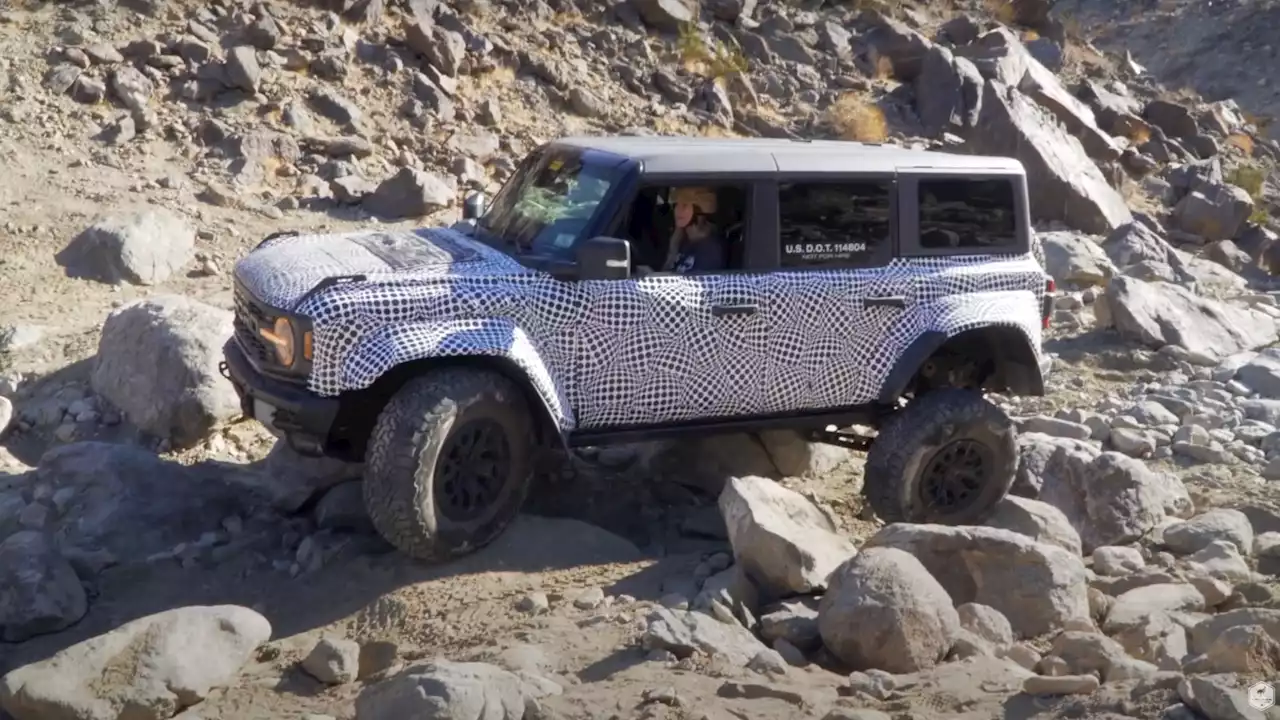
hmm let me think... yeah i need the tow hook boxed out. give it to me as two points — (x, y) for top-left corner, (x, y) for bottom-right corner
(218, 360), (231, 380)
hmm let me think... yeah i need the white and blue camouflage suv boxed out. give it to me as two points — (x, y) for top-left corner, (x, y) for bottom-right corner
(221, 135), (1055, 562)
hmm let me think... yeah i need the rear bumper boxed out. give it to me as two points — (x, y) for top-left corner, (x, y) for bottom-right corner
(220, 341), (338, 457)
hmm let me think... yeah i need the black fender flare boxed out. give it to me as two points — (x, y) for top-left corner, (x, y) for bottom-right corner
(877, 328), (1045, 404)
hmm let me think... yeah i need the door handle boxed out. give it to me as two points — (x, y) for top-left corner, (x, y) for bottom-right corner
(864, 296), (906, 308)
(712, 304), (758, 317)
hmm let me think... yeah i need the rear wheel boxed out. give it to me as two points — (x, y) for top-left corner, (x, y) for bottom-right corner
(863, 388), (1017, 525)
(363, 368), (534, 562)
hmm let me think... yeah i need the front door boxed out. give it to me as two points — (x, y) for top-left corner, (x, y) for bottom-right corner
(569, 272), (772, 429)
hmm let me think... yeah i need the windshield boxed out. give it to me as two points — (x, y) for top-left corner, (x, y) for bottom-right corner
(476, 146), (620, 260)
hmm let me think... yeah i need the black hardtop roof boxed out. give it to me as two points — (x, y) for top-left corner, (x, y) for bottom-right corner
(550, 135), (1027, 176)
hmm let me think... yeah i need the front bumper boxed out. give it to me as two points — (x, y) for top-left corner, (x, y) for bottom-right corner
(220, 340), (339, 457)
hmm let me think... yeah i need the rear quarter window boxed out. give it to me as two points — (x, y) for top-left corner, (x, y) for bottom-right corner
(917, 178), (1018, 251)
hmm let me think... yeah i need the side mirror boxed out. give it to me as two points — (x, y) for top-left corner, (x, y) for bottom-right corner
(462, 191), (487, 220)
(576, 236), (631, 281)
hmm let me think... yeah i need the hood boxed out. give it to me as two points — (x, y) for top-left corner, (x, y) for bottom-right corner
(233, 226), (529, 309)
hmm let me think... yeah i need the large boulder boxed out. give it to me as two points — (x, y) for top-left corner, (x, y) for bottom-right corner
(33, 441), (258, 567)
(1014, 434), (1191, 552)
(55, 208), (195, 286)
(1172, 182), (1255, 241)
(959, 28), (1119, 162)
(862, 14), (933, 81)
(913, 44), (984, 137)
(91, 295), (241, 449)
(1038, 230), (1115, 287)
(985, 495), (1083, 556)
(1234, 348), (1280, 398)
(719, 476), (856, 599)
(0, 531), (87, 643)
(1104, 276), (1278, 360)
(963, 81), (1131, 235)
(817, 547), (960, 673)
(862, 523), (1089, 638)
(0, 605), (271, 720)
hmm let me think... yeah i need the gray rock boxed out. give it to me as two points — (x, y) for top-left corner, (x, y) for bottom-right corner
(630, 0), (696, 32)
(1020, 415), (1094, 440)
(1163, 509), (1254, 556)
(1189, 608), (1280, 655)
(1103, 584), (1205, 635)
(1038, 231), (1115, 287)
(57, 208), (195, 285)
(1015, 434), (1191, 552)
(985, 495), (1083, 556)
(863, 523), (1088, 638)
(0, 606), (271, 719)
(1092, 546), (1145, 576)
(0, 531), (87, 643)
(1187, 540), (1252, 583)
(108, 65), (153, 111)
(957, 603), (1014, 648)
(314, 480), (373, 533)
(817, 547), (960, 673)
(759, 598), (820, 651)
(302, 637), (361, 685)
(251, 441), (364, 513)
(35, 441), (254, 566)
(1105, 276), (1277, 362)
(308, 87), (362, 126)
(913, 44), (983, 137)
(1235, 349), (1280, 399)
(365, 167), (455, 219)
(719, 475), (855, 599)
(1173, 182), (1255, 242)
(641, 607), (769, 667)
(862, 14), (933, 81)
(1179, 675), (1268, 720)
(225, 46), (261, 92)
(90, 295), (239, 448)
(1182, 624), (1280, 675)
(964, 80), (1131, 235)
(354, 660), (545, 719)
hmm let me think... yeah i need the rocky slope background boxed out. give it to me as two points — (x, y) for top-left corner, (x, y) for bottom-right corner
(3, 0), (1280, 718)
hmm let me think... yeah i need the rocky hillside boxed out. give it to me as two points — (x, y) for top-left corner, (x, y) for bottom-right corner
(3, 0), (1280, 719)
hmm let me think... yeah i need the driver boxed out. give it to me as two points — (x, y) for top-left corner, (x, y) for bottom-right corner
(661, 186), (728, 274)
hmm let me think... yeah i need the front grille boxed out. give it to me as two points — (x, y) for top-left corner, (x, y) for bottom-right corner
(233, 283), (277, 367)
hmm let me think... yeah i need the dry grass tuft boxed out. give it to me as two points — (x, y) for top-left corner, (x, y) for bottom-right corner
(1022, 29), (1041, 42)
(1226, 133), (1256, 157)
(676, 22), (748, 80)
(829, 94), (888, 142)
(870, 51), (894, 80)
(1226, 163), (1273, 224)
(1126, 123), (1152, 147)
(983, 0), (1018, 25)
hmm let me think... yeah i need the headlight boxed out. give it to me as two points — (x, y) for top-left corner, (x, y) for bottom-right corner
(260, 317), (296, 366)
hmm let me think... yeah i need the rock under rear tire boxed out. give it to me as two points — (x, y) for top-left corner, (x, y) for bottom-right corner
(363, 367), (534, 563)
(863, 388), (1017, 526)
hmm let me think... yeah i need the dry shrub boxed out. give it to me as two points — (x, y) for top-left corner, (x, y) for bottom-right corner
(676, 22), (748, 80)
(1022, 29), (1041, 42)
(1227, 163), (1272, 224)
(1226, 133), (1256, 157)
(1126, 123), (1152, 146)
(870, 51), (894, 80)
(829, 94), (888, 142)
(984, 0), (1017, 25)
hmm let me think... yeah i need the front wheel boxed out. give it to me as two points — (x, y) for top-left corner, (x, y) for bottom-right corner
(863, 388), (1017, 525)
(363, 368), (534, 563)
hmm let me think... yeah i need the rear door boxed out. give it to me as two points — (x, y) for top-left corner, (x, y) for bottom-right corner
(756, 174), (917, 412)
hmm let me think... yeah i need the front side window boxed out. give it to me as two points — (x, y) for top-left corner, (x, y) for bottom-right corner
(917, 178), (1018, 250)
(779, 180), (893, 269)
(477, 146), (620, 260)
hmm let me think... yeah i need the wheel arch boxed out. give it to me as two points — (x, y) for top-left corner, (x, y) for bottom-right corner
(877, 324), (1045, 404)
(324, 319), (574, 461)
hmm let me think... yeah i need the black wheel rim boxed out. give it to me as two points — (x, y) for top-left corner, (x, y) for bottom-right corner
(917, 439), (993, 518)
(434, 419), (511, 523)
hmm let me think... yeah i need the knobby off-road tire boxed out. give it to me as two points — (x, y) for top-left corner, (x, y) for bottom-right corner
(863, 388), (1017, 525)
(363, 368), (535, 563)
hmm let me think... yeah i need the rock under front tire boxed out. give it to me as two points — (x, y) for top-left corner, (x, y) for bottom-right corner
(863, 388), (1017, 526)
(362, 368), (534, 563)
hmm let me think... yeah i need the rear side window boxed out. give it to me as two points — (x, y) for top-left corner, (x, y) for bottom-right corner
(917, 178), (1018, 250)
(778, 180), (893, 269)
